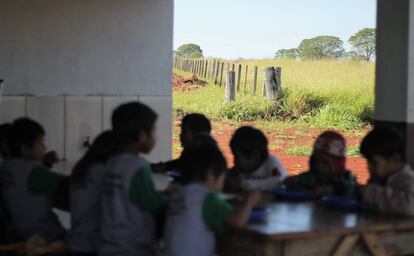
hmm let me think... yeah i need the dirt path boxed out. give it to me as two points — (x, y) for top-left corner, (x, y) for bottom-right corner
(172, 119), (370, 184)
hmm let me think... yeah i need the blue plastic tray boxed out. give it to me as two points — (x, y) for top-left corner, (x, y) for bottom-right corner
(274, 188), (312, 201)
(322, 196), (363, 211)
(249, 207), (267, 222)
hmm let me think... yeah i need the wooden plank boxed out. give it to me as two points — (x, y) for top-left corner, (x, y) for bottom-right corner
(237, 64), (242, 91)
(284, 235), (342, 256)
(211, 60), (216, 81)
(244, 65), (249, 93)
(362, 233), (388, 256)
(215, 60), (220, 84)
(332, 235), (360, 256)
(253, 66), (258, 95)
(225, 71), (236, 102)
(219, 62), (224, 86)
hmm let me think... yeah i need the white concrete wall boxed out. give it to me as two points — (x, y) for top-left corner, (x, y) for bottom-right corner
(0, 0), (173, 162)
(375, 0), (414, 123)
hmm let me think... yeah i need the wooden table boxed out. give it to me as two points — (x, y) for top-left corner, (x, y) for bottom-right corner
(218, 201), (414, 256)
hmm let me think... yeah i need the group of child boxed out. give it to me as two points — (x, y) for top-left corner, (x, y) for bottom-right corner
(0, 101), (414, 256)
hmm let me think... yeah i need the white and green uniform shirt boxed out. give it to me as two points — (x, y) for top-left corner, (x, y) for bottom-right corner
(66, 163), (105, 253)
(0, 158), (66, 241)
(164, 184), (234, 256)
(240, 155), (288, 191)
(100, 153), (166, 256)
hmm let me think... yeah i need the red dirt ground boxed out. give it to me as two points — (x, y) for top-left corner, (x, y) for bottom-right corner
(172, 74), (206, 92)
(172, 119), (370, 185)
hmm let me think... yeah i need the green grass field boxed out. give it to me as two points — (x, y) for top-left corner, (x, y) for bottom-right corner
(173, 59), (375, 130)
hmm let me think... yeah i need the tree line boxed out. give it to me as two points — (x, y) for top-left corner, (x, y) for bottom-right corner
(275, 28), (375, 61)
(175, 28), (375, 62)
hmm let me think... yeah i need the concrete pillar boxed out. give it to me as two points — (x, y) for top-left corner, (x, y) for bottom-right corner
(375, 0), (414, 166)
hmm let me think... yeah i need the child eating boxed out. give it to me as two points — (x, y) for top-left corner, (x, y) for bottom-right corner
(0, 118), (66, 241)
(226, 126), (287, 191)
(284, 131), (358, 197)
(360, 127), (414, 215)
(164, 136), (261, 256)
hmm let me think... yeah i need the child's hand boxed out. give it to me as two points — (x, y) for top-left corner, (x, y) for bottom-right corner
(43, 151), (59, 168)
(245, 189), (262, 207)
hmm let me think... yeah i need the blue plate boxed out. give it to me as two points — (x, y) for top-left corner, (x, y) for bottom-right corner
(274, 188), (311, 201)
(166, 170), (181, 178)
(323, 196), (362, 211)
(249, 208), (267, 222)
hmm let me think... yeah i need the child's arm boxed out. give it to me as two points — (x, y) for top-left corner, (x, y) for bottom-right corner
(225, 190), (262, 228)
(129, 165), (167, 212)
(202, 189), (262, 233)
(362, 183), (414, 215)
(27, 165), (66, 194)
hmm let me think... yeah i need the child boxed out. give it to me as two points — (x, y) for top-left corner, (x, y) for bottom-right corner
(152, 113), (211, 173)
(0, 118), (66, 241)
(284, 131), (358, 197)
(360, 127), (414, 216)
(100, 102), (167, 256)
(164, 138), (261, 256)
(66, 131), (114, 256)
(226, 126), (287, 191)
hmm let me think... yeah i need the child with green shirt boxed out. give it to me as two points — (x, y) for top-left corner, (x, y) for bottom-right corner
(99, 102), (167, 256)
(0, 118), (66, 241)
(164, 136), (261, 256)
(284, 131), (358, 198)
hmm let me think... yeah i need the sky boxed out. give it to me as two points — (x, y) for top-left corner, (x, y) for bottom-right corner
(173, 0), (377, 59)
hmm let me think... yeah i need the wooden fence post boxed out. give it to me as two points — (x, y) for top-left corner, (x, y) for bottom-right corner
(263, 67), (282, 104)
(204, 61), (208, 78)
(219, 62), (224, 86)
(232, 63), (235, 71)
(244, 65), (249, 93)
(275, 67), (281, 92)
(225, 71), (236, 102)
(252, 66), (258, 95)
(226, 63), (230, 72)
(215, 61), (220, 85)
(237, 64), (242, 91)
(211, 60), (216, 80)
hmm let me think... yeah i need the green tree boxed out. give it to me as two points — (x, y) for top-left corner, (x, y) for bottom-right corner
(175, 43), (203, 58)
(275, 48), (299, 59)
(298, 36), (345, 59)
(348, 28), (376, 61)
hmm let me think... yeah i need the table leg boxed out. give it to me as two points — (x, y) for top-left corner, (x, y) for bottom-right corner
(331, 234), (359, 256)
(362, 232), (388, 256)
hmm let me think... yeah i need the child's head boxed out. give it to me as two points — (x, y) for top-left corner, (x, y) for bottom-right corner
(72, 130), (115, 182)
(0, 123), (12, 157)
(180, 113), (211, 149)
(112, 102), (157, 154)
(360, 127), (406, 179)
(180, 137), (227, 192)
(8, 118), (46, 161)
(230, 126), (268, 173)
(310, 131), (347, 177)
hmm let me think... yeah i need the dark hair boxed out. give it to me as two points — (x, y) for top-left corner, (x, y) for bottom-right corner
(71, 131), (115, 182)
(111, 102), (157, 146)
(0, 123), (12, 157)
(230, 126), (269, 160)
(360, 126), (406, 161)
(8, 118), (45, 158)
(181, 113), (211, 135)
(180, 142), (227, 183)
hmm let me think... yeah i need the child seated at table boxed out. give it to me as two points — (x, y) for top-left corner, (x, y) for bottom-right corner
(284, 131), (358, 197)
(360, 127), (414, 216)
(0, 118), (67, 241)
(226, 126), (287, 191)
(66, 130), (114, 256)
(164, 137), (261, 256)
(100, 102), (167, 256)
(152, 113), (211, 173)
